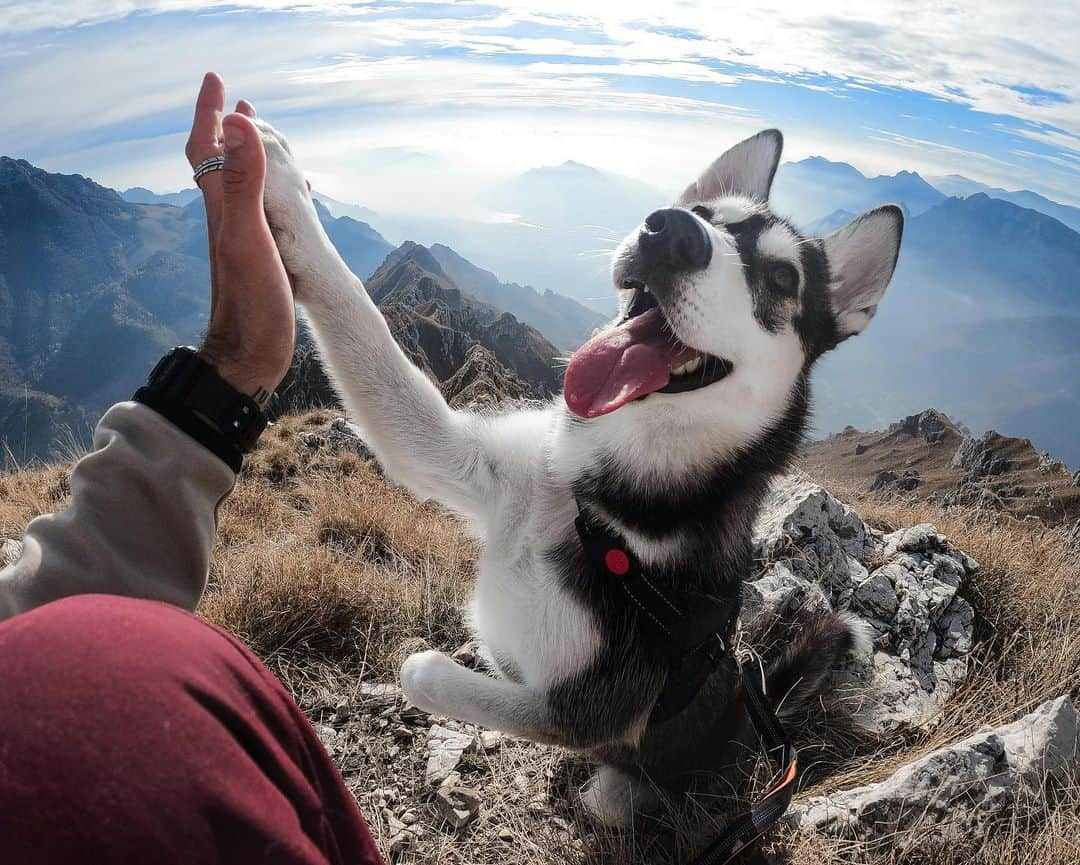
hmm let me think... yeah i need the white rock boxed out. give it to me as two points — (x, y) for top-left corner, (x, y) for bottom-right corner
(313, 723), (339, 755)
(434, 785), (482, 829)
(425, 724), (478, 785)
(790, 696), (1080, 843)
(751, 477), (979, 733)
(742, 561), (832, 626)
(0, 538), (22, 567)
(358, 682), (402, 702)
(387, 828), (417, 855)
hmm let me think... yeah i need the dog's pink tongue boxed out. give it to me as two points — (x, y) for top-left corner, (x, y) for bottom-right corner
(564, 307), (697, 418)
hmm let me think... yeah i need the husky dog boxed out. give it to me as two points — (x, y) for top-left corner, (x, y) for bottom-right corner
(255, 123), (902, 825)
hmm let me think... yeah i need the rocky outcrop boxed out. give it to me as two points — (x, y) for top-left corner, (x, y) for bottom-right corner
(790, 696), (1080, 842)
(870, 469), (921, 493)
(0, 537), (23, 567)
(441, 345), (532, 408)
(1037, 451), (1069, 476)
(425, 724), (479, 787)
(302, 417), (375, 463)
(751, 477), (978, 733)
(952, 433), (1012, 478)
(803, 410), (1078, 527)
(898, 409), (950, 444)
(942, 477), (1006, 512)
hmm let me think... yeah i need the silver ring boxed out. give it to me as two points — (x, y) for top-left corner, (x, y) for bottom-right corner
(193, 155), (225, 184)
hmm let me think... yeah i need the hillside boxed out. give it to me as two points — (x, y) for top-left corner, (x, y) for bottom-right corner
(0, 157), (211, 457)
(2, 409), (1076, 865)
(900, 193), (1080, 315)
(428, 243), (604, 351)
(810, 192), (1080, 463)
(801, 409), (1079, 526)
(314, 199), (395, 283)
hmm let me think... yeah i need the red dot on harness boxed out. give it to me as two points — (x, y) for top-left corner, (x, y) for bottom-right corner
(604, 549), (631, 575)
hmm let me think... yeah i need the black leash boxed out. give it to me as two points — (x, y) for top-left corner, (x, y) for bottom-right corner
(691, 660), (799, 865)
(575, 503), (798, 864)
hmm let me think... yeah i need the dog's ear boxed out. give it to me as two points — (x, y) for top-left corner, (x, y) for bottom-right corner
(823, 205), (904, 340)
(677, 129), (783, 205)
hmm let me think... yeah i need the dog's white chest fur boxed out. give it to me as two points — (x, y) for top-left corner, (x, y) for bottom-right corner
(465, 409), (602, 688)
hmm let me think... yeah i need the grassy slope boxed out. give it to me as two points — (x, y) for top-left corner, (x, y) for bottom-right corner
(0, 410), (1077, 864)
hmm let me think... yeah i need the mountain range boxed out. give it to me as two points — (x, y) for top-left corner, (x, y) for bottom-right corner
(354, 155), (1079, 462)
(927, 175), (1080, 233)
(366, 241), (562, 399)
(0, 158), (590, 461)
(771, 156), (948, 223)
(2, 152), (1077, 466)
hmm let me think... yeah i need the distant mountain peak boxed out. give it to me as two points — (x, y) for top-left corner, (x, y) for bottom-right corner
(790, 156), (864, 175)
(1, 156), (129, 214)
(525, 159), (603, 178)
(119, 185), (200, 207)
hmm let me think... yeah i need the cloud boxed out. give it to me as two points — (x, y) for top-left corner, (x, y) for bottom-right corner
(1, 1), (1077, 208)
(4, 2), (1077, 129)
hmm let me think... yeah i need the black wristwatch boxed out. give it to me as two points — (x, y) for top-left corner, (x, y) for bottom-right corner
(133, 346), (269, 472)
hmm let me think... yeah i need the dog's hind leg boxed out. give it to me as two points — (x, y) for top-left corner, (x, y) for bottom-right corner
(578, 765), (661, 828)
(252, 119), (508, 519)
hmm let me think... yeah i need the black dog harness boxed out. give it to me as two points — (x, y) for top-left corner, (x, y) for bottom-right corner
(576, 505), (799, 865)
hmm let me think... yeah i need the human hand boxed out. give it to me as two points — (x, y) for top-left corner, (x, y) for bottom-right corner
(185, 73), (295, 406)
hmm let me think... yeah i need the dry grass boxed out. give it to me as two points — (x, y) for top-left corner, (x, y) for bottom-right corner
(201, 410), (476, 678)
(1, 412), (1077, 865)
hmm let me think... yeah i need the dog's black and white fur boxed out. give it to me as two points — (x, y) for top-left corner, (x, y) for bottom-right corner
(255, 123), (902, 825)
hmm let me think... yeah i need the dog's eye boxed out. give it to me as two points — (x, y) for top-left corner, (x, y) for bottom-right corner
(691, 205), (714, 221)
(768, 263), (799, 294)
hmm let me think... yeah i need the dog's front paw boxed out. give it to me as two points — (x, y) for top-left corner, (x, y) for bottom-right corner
(252, 120), (326, 290)
(400, 650), (459, 716)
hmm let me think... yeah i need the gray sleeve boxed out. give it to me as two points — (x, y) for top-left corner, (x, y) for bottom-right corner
(0, 401), (236, 622)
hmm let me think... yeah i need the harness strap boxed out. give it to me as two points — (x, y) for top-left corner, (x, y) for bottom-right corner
(574, 501), (798, 863)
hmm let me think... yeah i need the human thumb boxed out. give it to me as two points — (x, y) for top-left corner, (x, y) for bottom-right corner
(221, 113), (266, 209)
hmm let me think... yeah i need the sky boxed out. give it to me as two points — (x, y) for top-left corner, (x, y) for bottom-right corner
(1, 0), (1077, 217)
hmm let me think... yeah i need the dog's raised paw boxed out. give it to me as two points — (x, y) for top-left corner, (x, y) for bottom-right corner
(400, 650), (458, 715)
(251, 119), (325, 285)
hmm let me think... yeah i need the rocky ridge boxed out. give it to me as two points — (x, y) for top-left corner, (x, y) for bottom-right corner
(802, 409), (1079, 526)
(365, 242), (562, 403)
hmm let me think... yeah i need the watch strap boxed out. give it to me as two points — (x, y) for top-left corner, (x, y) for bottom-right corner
(133, 386), (245, 473)
(132, 347), (269, 472)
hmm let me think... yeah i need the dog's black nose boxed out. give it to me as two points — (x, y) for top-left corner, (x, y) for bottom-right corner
(638, 208), (712, 272)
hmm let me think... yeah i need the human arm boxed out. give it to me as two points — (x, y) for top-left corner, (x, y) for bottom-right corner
(0, 74), (295, 621)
